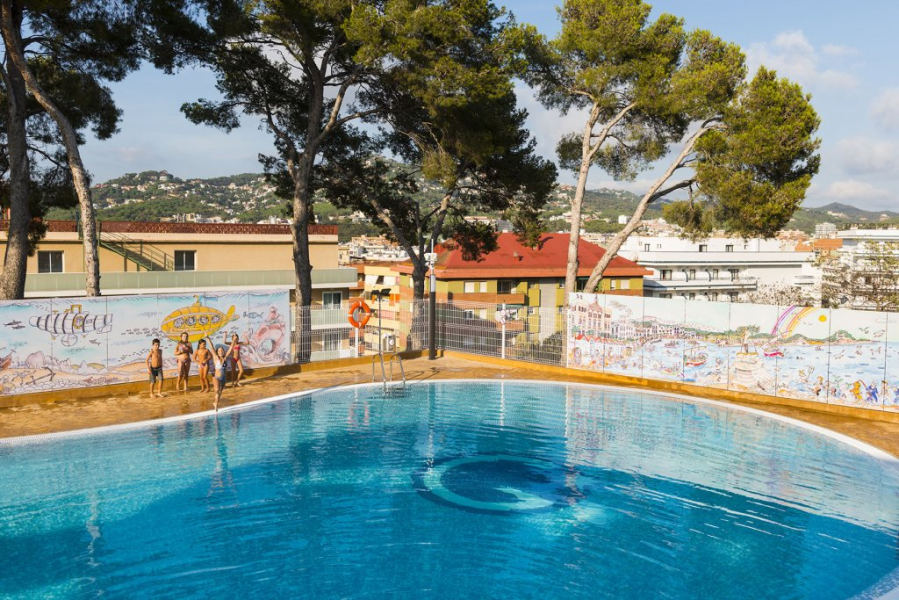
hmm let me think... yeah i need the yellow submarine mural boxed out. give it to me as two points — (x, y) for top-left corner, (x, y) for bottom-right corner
(160, 295), (238, 342)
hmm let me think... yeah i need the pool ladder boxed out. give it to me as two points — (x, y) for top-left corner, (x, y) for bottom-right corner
(372, 352), (406, 392)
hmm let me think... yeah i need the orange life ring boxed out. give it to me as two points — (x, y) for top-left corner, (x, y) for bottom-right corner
(348, 300), (372, 328)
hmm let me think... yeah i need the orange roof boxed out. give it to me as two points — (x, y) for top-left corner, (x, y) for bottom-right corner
(813, 239), (843, 250)
(395, 233), (650, 279)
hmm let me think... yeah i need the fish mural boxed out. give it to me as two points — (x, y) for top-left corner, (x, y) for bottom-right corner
(160, 295), (237, 343)
(0, 290), (290, 396)
(28, 304), (113, 347)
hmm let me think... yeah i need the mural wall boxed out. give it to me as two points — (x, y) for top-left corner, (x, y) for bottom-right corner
(567, 292), (898, 413)
(0, 290), (290, 396)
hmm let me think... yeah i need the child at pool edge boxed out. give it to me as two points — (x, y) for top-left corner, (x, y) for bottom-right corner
(210, 337), (237, 411)
(146, 338), (164, 398)
(175, 332), (193, 392)
(193, 339), (213, 394)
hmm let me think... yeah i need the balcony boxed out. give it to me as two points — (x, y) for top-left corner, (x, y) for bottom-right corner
(23, 268), (359, 297)
(644, 274), (757, 292)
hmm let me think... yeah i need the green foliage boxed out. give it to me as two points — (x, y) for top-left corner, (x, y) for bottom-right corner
(666, 67), (821, 237)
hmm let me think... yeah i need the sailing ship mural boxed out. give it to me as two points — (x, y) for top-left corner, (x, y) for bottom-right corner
(0, 290), (290, 396)
(566, 292), (897, 412)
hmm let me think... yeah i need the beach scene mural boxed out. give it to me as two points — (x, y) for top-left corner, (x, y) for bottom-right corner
(0, 289), (290, 396)
(567, 292), (897, 412)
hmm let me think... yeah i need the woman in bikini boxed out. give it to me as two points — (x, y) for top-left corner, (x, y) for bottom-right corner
(193, 339), (213, 393)
(176, 332), (193, 392)
(210, 338), (237, 411)
(228, 333), (246, 388)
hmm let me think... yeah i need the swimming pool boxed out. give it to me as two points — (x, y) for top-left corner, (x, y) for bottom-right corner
(1, 380), (897, 599)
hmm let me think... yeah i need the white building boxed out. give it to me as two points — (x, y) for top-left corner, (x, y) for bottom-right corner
(822, 225), (899, 310)
(617, 235), (817, 301)
(814, 222), (838, 239)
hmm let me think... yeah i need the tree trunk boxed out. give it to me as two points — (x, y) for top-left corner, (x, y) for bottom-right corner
(0, 49), (30, 300)
(564, 152), (592, 297)
(291, 156), (315, 363)
(0, 0), (101, 296)
(583, 126), (710, 293)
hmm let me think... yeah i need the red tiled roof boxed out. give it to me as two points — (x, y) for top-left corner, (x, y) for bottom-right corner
(396, 233), (650, 279)
(0, 220), (337, 236)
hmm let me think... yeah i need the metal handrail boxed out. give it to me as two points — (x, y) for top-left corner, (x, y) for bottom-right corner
(99, 231), (174, 271)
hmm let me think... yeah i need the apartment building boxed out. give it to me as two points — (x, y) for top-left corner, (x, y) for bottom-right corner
(0, 220), (358, 303)
(822, 225), (899, 311)
(617, 235), (817, 301)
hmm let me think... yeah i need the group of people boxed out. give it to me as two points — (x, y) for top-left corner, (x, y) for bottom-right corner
(146, 332), (246, 411)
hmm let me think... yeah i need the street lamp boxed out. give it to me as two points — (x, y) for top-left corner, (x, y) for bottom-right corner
(425, 247), (438, 360)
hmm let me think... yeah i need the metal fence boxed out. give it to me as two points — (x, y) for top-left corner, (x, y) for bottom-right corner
(296, 299), (566, 366)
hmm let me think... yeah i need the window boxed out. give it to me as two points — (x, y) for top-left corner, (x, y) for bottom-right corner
(688, 269), (696, 280)
(37, 251), (63, 273)
(660, 269), (672, 281)
(323, 291), (342, 308)
(464, 281), (486, 293)
(711, 268), (719, 280)
(729, 292), (739, 301)
(174, 250), (196, 271)
(728, 268), (740, 280)
(660, 294), (672, 299)
(498, 280), (514, 294)
(725, 244), (734, 252)
(620, 279), (630, 290)
(464, 281), (475, 293)
(643, 243), (651, 251)
(688, 293), (696, 300)
(698, 244), (707, 252)
(323, 333), (340, 351)
(656, 243), (661, 249)
(462, 309), (475, 319)
(609, 279), (618, 290)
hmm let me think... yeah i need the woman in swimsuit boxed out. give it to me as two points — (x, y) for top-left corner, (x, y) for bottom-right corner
(193, 340), (212, 393)
(210, 338), (237, 411)
(176, 332), (193, 392)
(229, 333), (246, 388)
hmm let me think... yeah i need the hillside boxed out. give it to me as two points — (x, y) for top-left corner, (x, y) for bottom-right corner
(43, 167), (895, 236)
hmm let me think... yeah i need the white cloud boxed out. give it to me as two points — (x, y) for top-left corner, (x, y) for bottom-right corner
(586, 178), (657, 195)
(824, 179), (890, 201)
(821, 43), (859, 58)
(746, 31), (859, 90)
(837, 138), (899, 176)
(871, 88), (899, 130)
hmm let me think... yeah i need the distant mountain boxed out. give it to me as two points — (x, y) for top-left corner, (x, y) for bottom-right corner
(43, 167), (897, 236)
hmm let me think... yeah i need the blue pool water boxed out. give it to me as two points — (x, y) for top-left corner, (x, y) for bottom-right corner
(1, 381), (898, 599)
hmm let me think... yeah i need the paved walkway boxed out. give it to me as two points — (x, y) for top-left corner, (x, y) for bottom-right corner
(2, 356), (898, 458)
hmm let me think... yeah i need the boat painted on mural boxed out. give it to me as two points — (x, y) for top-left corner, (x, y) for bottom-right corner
(28, 304), (113, 347)
(0, 291), (290, 396)
(160, 296), (237, 343)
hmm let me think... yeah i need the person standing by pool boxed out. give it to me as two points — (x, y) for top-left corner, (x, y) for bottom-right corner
(193, 339), (212, 394)
(228, 333), (246, 388)
(146, 338), (164, 398)
(210, 338), (237, 411)
(175, 332), (193, 392)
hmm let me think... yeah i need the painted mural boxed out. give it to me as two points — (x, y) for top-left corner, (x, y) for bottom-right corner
(567, 292), (898, 412)
(0, 290), (290, 396)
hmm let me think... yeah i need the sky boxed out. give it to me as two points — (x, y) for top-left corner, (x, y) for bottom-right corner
(80, 1), (899, 211)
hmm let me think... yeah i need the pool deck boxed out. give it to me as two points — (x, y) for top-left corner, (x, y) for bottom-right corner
(2, 354), (899, 458)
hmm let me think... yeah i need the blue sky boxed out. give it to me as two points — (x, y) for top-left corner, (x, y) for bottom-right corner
(80, 1), (899, 211)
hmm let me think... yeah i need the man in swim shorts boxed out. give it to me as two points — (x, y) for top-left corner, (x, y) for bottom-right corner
(146, 338), (164, 398)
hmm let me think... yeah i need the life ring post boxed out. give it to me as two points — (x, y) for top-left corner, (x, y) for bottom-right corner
(348, 300), (372, 329)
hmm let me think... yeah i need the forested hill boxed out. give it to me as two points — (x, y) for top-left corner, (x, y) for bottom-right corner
(44, 168), (899, 236)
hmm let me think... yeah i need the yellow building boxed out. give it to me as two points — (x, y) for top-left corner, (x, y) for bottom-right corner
(0, 220), (357, 302)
